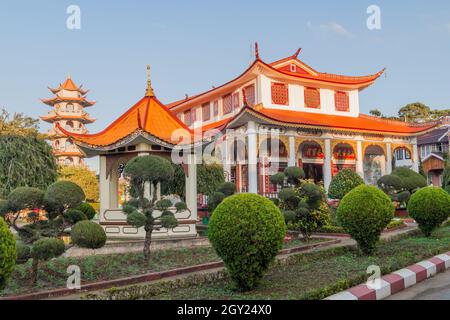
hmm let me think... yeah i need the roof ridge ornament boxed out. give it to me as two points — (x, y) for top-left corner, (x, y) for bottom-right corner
(293, 48), (302, 58)
(145, 64), (155, 97)
(255, 42), (260, 60)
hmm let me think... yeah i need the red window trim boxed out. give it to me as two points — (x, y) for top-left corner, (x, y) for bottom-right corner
(223, 94), (232, 114)
(335, 91), (350, 112)
(202, 103), (210, 121)
(271, 82), (289, 105)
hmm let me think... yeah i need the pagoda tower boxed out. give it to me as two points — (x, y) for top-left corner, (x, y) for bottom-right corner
(41, 76), (96, 166)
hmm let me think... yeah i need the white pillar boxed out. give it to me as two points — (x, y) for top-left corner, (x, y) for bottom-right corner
(288, 132), (296, 167)
(99, 155), (111, 221)
(412, 139), (419, 173)
(222, 135), (231, 182)
(323, 138), (332, 191)
(185, 153), (197, 222)
(247, 121), (258, 194)
(386, 142), (392, 174)
(356, 140), (364, 179)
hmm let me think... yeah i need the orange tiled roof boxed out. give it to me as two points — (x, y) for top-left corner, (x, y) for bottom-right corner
(168, 55), (384, 111)
(245, 107), (437, 135)
(49, 77), (88, 94)
(58, 95), (193, 147)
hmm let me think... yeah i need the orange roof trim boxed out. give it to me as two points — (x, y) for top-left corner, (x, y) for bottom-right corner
(49, 77), (88, 94)
(59, 95), (194, 147)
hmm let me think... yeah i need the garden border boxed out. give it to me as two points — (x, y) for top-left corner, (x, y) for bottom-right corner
(0, 238), (340, 300)
(325, 251), (450, 300)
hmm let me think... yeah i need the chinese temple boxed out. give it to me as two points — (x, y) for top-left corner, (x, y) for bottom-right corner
(61, 45), (440, 239)
(41, 76), (96, 166)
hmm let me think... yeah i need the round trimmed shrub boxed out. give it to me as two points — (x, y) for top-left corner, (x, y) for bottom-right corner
(328, 169), (365, 200)
(217, 182), (236, 197)
(377, 174), (403, 194)
(71, 221), (107, 249)
(0, 217), (16, 290)
(392, 167), (427, 192)
(337, 185), (394, 255)
(124, 155), (174, 184)
(284, 166), (305, 184)
(45, 181), (85, 209)
(16, 242), (31, 264)
(269, 173), (285, 186)
(64, 209), (87, 225)
(31, 237), (65, 262)
(407, 186), (450, 236)
(75, 202), (96, 220)
(208, 194), (286, 290)
(7, 187), (45, 212)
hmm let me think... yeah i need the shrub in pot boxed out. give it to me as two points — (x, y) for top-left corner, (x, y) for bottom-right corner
(328, 169), (364, 200)
(407, 186), (450, 236)
(337, 185), (394, 255)
(208, 194), (286, 291)
(71, 221), (107, 249)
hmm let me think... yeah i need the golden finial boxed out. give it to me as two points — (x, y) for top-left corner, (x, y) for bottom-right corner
(145, 64), (154, 97)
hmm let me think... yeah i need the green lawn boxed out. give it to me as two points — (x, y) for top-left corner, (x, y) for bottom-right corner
(86, 225), (450, 300)
(1, 236), (327, 297)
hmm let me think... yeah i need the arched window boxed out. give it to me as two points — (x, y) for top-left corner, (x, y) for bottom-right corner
(65, 121), (74, 130)
(64, 157), (73, 165)
(65, 139), (73, 150)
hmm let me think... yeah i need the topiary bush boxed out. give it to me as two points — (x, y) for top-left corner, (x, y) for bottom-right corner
(269, 172), (285, 187)
(6, 187), (45, 212)
(328, 169), (365, 200)
(407, 186), (450, 236)
(0, 217), (16, 290)
(45, 181), (85, 210)
(377, 174), (403, 195)
(337, 185), (394, 255)
(16, 242), (31, 264)
(208, 194), (286, 291)
(217, 182), (236, 197)
(71, 221), (107, 249)
(64, 209), (87, 225)
(392, 167), (427, 193)
(75, 202), (97, 220)
(30, 237), (65, 284)
(284, 166), (305, 185)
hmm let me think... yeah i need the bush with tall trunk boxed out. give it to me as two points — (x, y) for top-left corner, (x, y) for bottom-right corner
(123, 155), (186, 262)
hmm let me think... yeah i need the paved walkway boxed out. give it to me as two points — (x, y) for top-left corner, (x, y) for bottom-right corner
(386, 269), (450, 300)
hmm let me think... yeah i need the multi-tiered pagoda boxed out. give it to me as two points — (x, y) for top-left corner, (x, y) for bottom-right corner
(41, 76), (96, 166)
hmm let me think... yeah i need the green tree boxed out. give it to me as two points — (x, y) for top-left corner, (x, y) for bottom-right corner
(398, 102), (431, 123)
(0, 135), (57, 198)
(0, 108), (42, 138)
(369, 109), (382, 117)
(123, 155), (185, 262)
(58, 165), (99, 202)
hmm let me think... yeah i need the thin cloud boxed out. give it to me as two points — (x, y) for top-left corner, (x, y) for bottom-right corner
(307, 21), (355, 39)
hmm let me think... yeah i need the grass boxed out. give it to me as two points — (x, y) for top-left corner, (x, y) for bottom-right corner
(1, 235), (327, 297)
(87, 225), (450, 300)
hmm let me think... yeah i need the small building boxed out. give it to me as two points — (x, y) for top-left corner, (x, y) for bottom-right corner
(41, 76), (96, 166)
(417, 122), (449, 186)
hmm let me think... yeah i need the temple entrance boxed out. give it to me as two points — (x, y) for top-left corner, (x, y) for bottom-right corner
(298, 141), (324, 183)
(364, 145), (386, 185)
(332, 143), (356, 175)
(258, 138), (288, 196)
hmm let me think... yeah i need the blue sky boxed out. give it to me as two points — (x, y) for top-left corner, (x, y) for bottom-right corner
(1, 0), (450, 170)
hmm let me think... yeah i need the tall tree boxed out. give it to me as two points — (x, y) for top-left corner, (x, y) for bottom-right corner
(369, 109), (382, 117)
(398, 102), (431, 123)
(0, 135), (57, 198)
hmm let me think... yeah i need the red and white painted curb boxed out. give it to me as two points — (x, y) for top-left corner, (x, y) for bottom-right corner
(325, 251), (450, 300)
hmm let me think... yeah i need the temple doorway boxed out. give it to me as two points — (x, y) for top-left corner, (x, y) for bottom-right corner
(298, 141), (324, 183)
